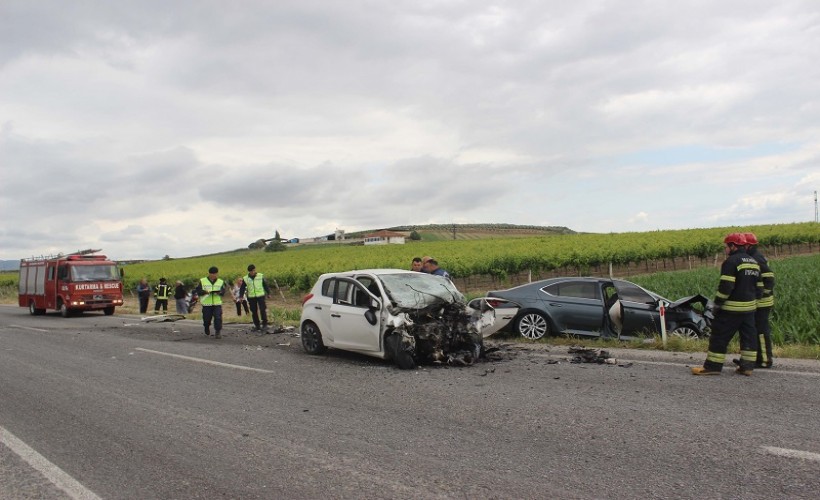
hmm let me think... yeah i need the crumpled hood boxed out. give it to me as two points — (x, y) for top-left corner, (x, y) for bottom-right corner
(378, 273), (465, 311)
(666, 294), (709, 310)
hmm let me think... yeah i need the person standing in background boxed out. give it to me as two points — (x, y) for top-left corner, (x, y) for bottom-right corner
(196, 266), (225, 338)
(174, 280), (188, 315)
(692, 233), (760, 376)
(136, 278), (150, 314)
(154, 277), (171, 313)
(232, 277), (250, 316)
(240, 264), (270, 332)
(744, 232), (775, 368)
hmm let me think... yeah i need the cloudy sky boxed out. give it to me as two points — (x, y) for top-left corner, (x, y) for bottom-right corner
(2, 1), (819, 260)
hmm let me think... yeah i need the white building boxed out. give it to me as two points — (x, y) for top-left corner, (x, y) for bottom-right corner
(363, 230), (406, 245)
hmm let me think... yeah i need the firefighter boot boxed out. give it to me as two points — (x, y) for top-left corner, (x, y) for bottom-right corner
(691, 366), (721, 376)
(215, 330), (222, 339)
(735, 367), (753, 376)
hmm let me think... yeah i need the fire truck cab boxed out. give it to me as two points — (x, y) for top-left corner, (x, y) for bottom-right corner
(19, 250), (124, 317)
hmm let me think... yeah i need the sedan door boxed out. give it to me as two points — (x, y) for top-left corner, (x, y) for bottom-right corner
(327, 278), (382, 352)
(612, 280), (661, 337)
(539, 280), (605, 335)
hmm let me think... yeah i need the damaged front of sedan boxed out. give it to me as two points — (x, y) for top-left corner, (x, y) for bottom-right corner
(299, 270), (517, 369)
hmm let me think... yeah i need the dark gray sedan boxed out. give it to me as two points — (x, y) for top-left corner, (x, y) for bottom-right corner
(487, 277), (710, 340)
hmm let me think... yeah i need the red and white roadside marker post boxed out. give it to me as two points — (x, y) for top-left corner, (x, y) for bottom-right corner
(659, 301), (668, 348)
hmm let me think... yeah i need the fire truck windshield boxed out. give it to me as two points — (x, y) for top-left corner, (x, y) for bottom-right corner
(70, 265), (120, 282)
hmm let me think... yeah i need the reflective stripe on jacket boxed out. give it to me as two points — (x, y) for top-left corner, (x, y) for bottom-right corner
(715, 250), (760, 313)
(749, 247), (775, 308)
(155, 284), (171, 299)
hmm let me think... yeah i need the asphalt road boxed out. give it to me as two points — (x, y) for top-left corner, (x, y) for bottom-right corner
(1, 305), (819, 499)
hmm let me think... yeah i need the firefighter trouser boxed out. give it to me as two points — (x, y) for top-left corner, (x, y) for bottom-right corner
(703, 311), (758, 372)
(202, 305), (222, 335)
(755, 306), (773, 367)
(154, 298), (168, 312)
(248, 297), (268, 328)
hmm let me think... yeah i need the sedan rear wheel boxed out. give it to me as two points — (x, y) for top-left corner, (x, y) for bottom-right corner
(516, 312), (550, 340)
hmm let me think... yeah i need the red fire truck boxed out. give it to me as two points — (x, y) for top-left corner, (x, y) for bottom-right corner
(18, 249), (124, 317)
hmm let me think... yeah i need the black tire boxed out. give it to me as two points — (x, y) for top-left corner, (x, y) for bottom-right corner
(103, 307), (115, 316)
(301, 321), (326, 355)
(515, 311), (550, 340)
(28, 302), (44, 316)
(393, 338), (416, 370)
(670, 322), (702, 339)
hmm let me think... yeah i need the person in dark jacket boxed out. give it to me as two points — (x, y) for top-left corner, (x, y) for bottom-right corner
(196, 267), (225, 338)
(692, 233), (761, 376)
(743, 232), (775, 368)
(153, 277), (171, 313)
(136, 278), (150, 314)
(174, 280), (188, 315)
(239, 264), (271, 332)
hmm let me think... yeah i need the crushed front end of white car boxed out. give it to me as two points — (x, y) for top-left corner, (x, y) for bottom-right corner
(300, 270), (516, 369)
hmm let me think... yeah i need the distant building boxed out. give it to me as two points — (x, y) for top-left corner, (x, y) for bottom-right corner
(363, 230), (406, 245)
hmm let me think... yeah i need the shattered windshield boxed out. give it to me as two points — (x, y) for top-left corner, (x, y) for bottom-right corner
(70, 265), (120, 281)
(377, 273), (465, 308)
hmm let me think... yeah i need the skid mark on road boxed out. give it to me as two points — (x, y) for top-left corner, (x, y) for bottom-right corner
(0, 424), (102, 500)
(762, 446), (820, 462)
(135, 347), (275, 373)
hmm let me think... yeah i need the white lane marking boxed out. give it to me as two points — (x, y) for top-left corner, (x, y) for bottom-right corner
(629, 359), (820, 377)
(8, 324), (50, 333)
(135, 347), (275, 373)
(0, 424), (102, 500)
(762, 446), (820, 462)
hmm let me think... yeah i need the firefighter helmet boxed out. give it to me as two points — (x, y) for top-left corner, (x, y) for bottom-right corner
(723, 233), (747, 246)
(743, 232), (758, 245)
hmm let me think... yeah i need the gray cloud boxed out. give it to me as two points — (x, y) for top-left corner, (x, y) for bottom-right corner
(2, 1), (819, 259)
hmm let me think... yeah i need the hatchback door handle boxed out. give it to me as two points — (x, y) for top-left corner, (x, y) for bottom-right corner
(331, 313), (341, 318)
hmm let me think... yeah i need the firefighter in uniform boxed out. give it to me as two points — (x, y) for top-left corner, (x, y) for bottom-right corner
(740, 232), (775, 368)
(692, 233), (761, 376)
(240, 264), (271, 332)
(153, 277), (171, 313)
(196, 266), (226, 338)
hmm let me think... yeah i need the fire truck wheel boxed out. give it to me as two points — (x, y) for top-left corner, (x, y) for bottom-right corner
(59, 300), (70, 318)
(28, 302), (45, 316)
(104, 307), (115, 316)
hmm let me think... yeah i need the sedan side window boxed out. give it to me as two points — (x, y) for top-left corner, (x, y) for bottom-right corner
(615, 282), (654, 304)
(543, 281), (600, 300)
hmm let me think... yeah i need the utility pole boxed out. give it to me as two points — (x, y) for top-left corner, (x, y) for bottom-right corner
(815, 190), (818, 223)
(452, 223), (457, 240)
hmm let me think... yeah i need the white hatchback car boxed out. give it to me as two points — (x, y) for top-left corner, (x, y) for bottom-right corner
(299, 269), (517, 369)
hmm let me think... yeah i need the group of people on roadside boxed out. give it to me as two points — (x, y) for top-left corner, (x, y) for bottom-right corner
(135, 277), (191, 315)
(194, 264), (272, 339)
(135, 263), (272, 340)
(692, 232), (775, 377)
(410, 255), (451, 279)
